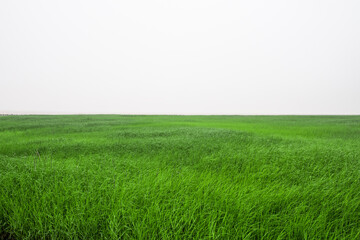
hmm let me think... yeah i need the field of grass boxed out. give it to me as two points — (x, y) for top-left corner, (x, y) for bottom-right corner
(1, 115), (360, 239)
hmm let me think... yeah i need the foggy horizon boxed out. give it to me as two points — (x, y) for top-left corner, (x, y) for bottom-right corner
(1, 0), (360, 115)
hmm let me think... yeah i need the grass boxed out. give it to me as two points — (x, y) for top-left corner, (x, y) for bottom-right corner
(0, 115), (360, 239)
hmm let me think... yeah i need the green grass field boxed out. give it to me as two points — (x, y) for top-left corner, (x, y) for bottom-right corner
(1, 115), (360, 239)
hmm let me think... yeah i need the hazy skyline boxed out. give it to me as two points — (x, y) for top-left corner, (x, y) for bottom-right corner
(1, 0), (359, 115)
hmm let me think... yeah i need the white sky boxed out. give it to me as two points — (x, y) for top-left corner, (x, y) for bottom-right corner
(1, 0), (359, 115)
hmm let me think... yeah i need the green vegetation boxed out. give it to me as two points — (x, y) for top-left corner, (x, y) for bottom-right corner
(1, 115), (360, 239)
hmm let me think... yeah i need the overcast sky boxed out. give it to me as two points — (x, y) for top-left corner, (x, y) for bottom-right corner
(1, 0), (359, 115)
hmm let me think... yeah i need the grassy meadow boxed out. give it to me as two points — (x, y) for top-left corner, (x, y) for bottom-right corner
(0, 115), (360, 239)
